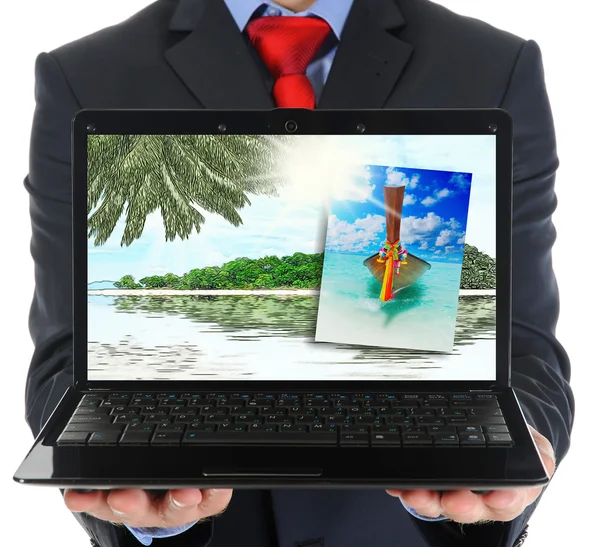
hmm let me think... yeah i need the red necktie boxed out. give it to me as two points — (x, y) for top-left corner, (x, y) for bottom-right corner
(246, 16), (331, 108)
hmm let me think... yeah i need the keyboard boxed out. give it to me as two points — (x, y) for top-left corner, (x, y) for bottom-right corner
(56, 392), (513, 447)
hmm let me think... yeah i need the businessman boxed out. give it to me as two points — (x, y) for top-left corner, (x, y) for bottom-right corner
(25, 0), (574, 546)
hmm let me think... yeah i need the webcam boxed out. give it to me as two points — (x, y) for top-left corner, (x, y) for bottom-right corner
(285, 120), (298, 133)
(218, 124), (227, 133)
(488, 124), (498, 133)
(86, 124), (96, 133)
(357, 123), (366, 133)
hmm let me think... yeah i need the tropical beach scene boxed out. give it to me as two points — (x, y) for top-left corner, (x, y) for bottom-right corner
(316, 165), (472, 352)
(87, 133), (497, 381)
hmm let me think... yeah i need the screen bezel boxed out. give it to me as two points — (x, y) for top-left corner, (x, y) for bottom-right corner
(73, 108), (512, 392)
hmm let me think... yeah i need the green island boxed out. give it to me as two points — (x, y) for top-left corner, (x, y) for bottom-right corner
(115, 252), (324, 290)
(109, 245), (495, 291)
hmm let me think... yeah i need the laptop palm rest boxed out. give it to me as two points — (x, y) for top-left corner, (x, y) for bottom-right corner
(202, 468), (323, 477)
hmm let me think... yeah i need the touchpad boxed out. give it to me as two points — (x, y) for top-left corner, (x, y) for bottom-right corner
(202, 467), (323, 477)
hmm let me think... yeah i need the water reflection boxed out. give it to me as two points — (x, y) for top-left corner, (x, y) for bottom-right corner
(88, 295), (495, 380)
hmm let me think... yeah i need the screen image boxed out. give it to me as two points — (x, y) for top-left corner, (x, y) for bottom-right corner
(316, 165), (472, 352)
(87, 134), (496, 381)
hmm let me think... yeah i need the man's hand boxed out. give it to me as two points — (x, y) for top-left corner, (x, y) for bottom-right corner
(64, 488), (233, 528)
(387, 426), (555, 523)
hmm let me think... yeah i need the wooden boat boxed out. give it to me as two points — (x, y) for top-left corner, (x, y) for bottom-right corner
(363, 185), (431, 301)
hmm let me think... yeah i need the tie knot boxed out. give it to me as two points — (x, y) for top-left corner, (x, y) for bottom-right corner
(246, 16), (332, 78)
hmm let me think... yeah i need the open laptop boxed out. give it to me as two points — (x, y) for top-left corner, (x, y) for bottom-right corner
(14, 108), (549, 490)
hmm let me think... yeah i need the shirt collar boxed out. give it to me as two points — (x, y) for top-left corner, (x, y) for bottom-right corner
(222, 0), (354, 40)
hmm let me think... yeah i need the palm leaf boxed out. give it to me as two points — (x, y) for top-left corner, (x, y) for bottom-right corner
(87, 134), (288, 246)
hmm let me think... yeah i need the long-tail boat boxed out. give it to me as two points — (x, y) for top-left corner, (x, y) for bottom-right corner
(363, 185), (431, 302)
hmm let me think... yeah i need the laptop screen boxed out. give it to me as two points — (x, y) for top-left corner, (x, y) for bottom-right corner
(87, 134), (496, 381)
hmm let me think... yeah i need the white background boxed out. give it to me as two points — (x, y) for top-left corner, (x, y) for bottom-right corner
(0, 1), (596, 545)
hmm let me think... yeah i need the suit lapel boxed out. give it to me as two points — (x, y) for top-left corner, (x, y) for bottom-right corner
(319, 0), (413, 108)
(165, 0), (274, 108)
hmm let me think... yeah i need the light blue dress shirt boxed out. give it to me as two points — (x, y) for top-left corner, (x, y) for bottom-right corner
(126, 1), (444, 543)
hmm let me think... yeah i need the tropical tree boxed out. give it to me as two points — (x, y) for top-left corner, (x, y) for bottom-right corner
(87, 134), (288, 246)
(113, 275), (141, 289)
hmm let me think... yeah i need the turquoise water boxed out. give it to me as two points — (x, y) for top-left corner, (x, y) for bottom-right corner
(316, 253), (462, 352)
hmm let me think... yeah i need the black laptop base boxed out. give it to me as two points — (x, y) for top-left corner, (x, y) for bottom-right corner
(14, 387), (549, 490)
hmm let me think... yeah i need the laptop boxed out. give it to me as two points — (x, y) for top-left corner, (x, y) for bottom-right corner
(14, 108), (549, 490)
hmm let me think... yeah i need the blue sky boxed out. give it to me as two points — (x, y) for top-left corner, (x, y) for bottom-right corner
(325, 165), (472, 262)
(88, 134), (494, 283)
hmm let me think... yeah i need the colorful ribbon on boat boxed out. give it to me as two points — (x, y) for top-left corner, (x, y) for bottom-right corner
(376, 240), (408, 302)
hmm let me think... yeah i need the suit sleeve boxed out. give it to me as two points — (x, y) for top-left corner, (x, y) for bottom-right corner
(502, 40), (574, 464)
(411, 40), (574, 547)
(24, 52), (214, 547)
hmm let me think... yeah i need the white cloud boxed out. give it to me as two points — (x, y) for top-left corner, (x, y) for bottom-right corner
(401, 212), (442, 244)
(435, 229), (454, 247)
(447, 218), (461, 230)
(403, 194), (416, 205)
(419, 241), (428, 250)
(444, 245), (456, 254)
(457, 235), (465, 244)
(326, 214), (386, 252)
(449, 172), (471, 189)
(433, 250), (442, 255)
(385, 169), (420, 189)
(435, 188), (452, 199)
(422, 196), (437, 207)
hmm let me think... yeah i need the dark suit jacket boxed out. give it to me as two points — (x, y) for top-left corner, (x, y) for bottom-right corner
(24, 1), (574, 546)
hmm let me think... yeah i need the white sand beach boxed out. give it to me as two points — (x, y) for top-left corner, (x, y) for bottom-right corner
(87, 288), (495, 296)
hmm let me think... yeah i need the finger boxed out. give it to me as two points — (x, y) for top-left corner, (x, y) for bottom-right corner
(396, 490), (444, 519)
(63, 489), (105, 513)
(105, 489), (152, 525)
(197, 488), (233, 518)
(157, 489), (204, 526)
(529, 426), (556, 477)
(480, 489), (527, 522)
(440, 490), (487, 523)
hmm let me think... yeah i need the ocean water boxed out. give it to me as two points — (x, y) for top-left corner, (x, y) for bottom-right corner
(88, 293), (495, 381)
(316, 253), (462, 352)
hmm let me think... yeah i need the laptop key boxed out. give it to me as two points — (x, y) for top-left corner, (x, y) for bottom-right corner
(217, 423), (247, 433)
(57, 432), (90, 445)
(340, 433), (369, 446)
(433, 434), (460, 446)
(467, 408), (504, 417)
(459, 433), (486, 446)
(88, 431), (122, 444)
(427, 425), (456, 434)
(485, 433), (513, 446)
(74, 407), (110, 415)
(184, 431), (337, 445)
(69, 415), (112, 424)
(152, 431), (183, 444)
(113, 415), (142, 424)
(457, 425), (482, 434)
(402, 433), (433, 446)
(281, 424), (307, 433)
(156, 423), (186, 432)
(371, 433), (401, 446)
(483, 425), (509, 433)
(120, 431), (153, 444)
(64, 423), (123, 433)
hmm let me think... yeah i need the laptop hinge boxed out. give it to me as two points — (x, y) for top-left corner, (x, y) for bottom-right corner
(469, 385), (501, 393)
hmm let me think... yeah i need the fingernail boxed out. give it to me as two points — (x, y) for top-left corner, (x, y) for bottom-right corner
(170, 496), (189, 508)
